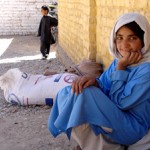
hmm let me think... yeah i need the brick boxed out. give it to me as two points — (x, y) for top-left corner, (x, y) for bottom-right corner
(0, 0), (50, 35)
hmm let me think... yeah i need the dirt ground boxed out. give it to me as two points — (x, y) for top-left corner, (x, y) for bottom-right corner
(0, 35), (76, 150)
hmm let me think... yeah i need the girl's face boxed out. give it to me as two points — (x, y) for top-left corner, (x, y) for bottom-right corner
(116, 26), (143, 57)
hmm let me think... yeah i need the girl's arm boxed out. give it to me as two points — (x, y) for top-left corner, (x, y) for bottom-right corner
(96, 60), (117, 95)
(71, 60), (117, 95)
(108, 51), (150, 110)
(109, 66), (150, 110)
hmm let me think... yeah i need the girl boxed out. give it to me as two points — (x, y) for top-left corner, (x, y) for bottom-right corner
(48, 13), (150, 150)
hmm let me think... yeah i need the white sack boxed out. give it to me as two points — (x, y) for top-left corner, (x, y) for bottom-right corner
(0, 68), (78, 105)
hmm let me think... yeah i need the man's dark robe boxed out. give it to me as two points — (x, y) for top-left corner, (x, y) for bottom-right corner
(38, 16), (58, 43)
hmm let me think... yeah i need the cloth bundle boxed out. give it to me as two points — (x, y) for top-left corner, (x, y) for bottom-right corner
(64, 59), (103, 77)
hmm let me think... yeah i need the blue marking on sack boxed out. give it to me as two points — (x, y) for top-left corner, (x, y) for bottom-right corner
(54, 74), (63, 82)
(8, 93), (22, 106)
(45, 98), (53, 106)
(22, 72), (28, 79)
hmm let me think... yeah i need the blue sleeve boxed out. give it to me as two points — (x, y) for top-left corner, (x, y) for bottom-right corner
(96, 60), (117, 95)
(109, 66), (150, 110)
(97, 61), (150, 110)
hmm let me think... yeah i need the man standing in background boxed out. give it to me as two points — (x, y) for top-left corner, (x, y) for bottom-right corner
(38, 5), (58, 60)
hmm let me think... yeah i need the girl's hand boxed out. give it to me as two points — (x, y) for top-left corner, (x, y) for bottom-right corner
(72, 76), (97, 95)
(117, 51), (142, 70)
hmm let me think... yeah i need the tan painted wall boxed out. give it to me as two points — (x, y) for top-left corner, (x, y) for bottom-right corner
(58, 0), (96, 63)
(58, 0), (150, 68)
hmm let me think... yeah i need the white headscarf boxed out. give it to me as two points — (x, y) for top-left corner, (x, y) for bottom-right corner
(109, 12), (150, 65)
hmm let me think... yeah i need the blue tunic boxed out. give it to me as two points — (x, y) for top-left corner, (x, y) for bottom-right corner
(48, 60), (150, 145)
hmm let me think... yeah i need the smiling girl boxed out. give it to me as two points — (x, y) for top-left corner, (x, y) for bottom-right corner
(48, 13), (150, 150)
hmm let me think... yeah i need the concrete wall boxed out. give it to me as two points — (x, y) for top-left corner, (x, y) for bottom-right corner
(58, 0), (150, 68)
(0, 0), (53, 35)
